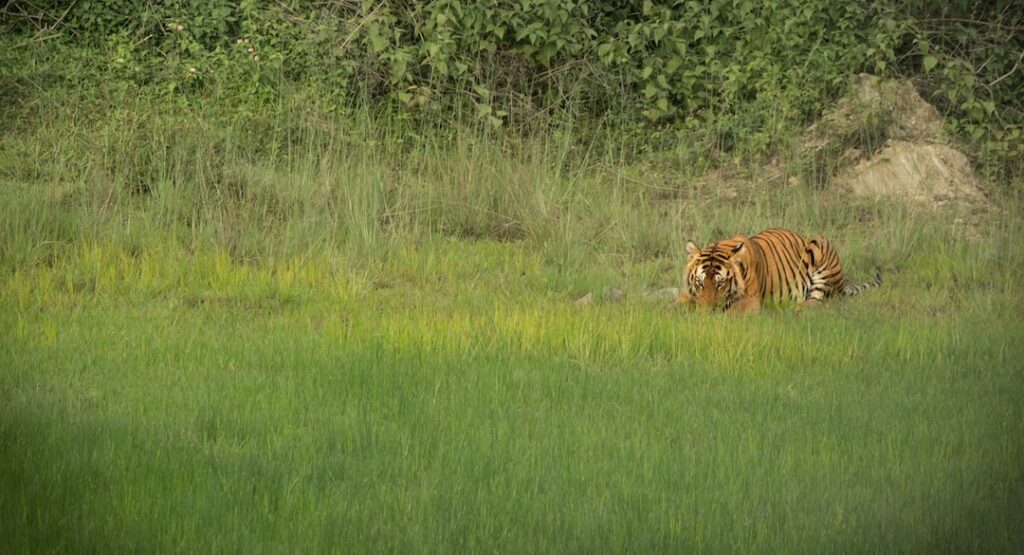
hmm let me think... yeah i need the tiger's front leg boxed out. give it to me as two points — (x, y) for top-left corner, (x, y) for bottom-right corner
(795, 298), (821, 312)
(726, 296), (761, 314)
(678, 290), (694, 306)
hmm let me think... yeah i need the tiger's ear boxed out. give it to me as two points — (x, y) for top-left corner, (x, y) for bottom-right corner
(730, 242), (745, 256)
(685, 241), (699, 257)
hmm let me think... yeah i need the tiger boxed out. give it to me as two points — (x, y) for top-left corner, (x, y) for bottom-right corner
(679, 228), (882, 313)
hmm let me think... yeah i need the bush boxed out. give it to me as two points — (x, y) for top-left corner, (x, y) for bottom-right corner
(1, 0), (1020, 177)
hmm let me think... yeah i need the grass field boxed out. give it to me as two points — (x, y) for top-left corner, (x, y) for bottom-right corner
(2, 109), (1023, 552)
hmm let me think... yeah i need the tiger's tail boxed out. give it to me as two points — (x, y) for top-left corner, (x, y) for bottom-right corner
(842, 268), (883, 297)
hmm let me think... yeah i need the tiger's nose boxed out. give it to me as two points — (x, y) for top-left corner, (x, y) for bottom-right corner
(694, 275), (721, 308)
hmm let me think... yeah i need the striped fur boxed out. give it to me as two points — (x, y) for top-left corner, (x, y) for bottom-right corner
(680, 228), (881, 313)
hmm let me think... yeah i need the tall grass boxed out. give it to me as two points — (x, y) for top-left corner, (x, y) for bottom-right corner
(5, 91), (996, 282)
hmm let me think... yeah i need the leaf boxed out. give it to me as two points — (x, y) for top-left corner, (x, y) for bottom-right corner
(539, 43), (558, 67)
(642, 108), (661, 122)
(922, 56), (938, 72)
(367, 25), (388, 53)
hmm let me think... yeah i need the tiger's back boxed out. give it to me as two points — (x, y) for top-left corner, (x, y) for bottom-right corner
(750, 228), (844, 303)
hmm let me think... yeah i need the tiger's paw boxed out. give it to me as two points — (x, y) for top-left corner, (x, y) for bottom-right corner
(677, 290), (694, 306)
(726, 297), (761, 315)
(795, 299), (822, 312)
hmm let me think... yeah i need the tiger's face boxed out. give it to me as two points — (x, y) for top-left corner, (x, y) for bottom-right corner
(685, 239), (747, 310)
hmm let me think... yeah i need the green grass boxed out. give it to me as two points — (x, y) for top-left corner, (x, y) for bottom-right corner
(2, 93), (1023, 552)
(2, 228), (1023, 553)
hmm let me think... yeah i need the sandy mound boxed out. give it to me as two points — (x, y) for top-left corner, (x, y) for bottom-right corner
(803, 73), (988, 210)
(842, 141), (986, 207)
(803, 74), (942, 149)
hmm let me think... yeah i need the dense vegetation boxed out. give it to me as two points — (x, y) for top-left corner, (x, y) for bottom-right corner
(2, 2), (1023, 553)
(3, 1), (1022, 172)
(2, 0), (1022, 267)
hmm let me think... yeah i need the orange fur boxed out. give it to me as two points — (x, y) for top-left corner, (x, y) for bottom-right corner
(683, 228), (850, 314)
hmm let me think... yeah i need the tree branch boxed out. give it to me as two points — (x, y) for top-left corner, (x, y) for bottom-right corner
(988, 50), (1023, 88)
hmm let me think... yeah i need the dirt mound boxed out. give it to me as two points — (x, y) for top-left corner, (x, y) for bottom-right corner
(803, 73), (988, 210)
(803, 74), (942, 149)
(842, 141), (986, 207)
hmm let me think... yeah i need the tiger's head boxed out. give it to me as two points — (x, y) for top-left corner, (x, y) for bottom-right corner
(685, 237), (751, 310)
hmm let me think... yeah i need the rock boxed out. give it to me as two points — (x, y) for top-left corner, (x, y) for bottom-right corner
(643, 287), (681, 303)
(802, 74), (943, 153)
(847, 73), (943, 141)
(837, 141), (988, 208)
(574, 293), (593, 306)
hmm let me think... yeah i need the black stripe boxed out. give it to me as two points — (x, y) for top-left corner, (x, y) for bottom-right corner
(770, 237), (802, 299)
(785, 234), (814, 299)
(825, 248), (844, 290)
(758, 238), (787, 300)
(780, 231), (806, 256)
(770, 241), (793, 300)
(788, 255), (808, 299)
(778, 248), (802, 299)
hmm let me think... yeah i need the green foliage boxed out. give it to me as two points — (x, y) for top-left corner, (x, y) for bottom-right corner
(598, 1), (891, 123)
(1, 0), (1021, 175)
(894, 1), (1024, 181)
